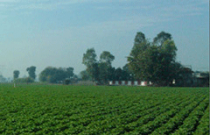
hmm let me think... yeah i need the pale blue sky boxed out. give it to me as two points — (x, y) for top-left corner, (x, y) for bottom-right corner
(0, 0), (209, 78)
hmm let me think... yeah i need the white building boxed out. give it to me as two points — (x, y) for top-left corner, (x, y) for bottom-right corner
(109, 80), (150, 86)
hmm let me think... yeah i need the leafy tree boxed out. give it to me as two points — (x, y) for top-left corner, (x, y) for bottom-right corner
(98, 51), (115, 84)
(106, 65), (133, 81)
(80, 70), (91, 81)
(98, 62), (111, 84)
(39, 67), (75, 83)
(157, 40), (177, 85)
(107, 67), (116, 81)
(122, 64), (134, 80)
(82, 48), (99, 82)
(15, 77), (34, 84)
(128, 37), (150, 79)
(134, 32), (146, 45)
(82, 48), (97, 66)
(26, 66), (36, 80)
(39, 67), (56, 83)
(131, 32), (149, 59)
(128, 31), (178, 86)
(153, 31), (172, 46)
(128, 45), (158, 81)
(100, 51), (115, 66)
(82, 49), (116, 84)
(114, 67), (123, 81)
(66, 67), (74, 78)
(13, 70), (20, 80)
(90, 63), (99, 82)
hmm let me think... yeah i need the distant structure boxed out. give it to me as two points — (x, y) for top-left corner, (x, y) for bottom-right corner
(193, 71), (209, 87)
(170, 69), (209, 87)
(109, 71), (209, 87)
(109, 80), (150, 86)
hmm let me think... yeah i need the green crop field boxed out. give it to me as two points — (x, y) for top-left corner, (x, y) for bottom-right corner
(0, 84), (209, 135)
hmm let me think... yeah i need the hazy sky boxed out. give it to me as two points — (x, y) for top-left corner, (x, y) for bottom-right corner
(0, 0), (209, 78)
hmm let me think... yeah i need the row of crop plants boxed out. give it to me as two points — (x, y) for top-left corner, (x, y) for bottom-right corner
(0, 85), (208, 134)
(193, 106), (209, 135)
(126, 96), (199, 135)
(151, 97), (208, 135)
(79, 96), (193, 134)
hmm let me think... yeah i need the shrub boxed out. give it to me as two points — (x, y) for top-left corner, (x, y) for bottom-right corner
(64, 79), (70, 85)
(15, 77), (34, 84)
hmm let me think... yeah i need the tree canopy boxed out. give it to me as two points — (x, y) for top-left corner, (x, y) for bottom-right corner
(82, 48), (99, 82)
(13, 70), (20, 80)
(17, 31), (195, 86)
(100, 51), (115, 66)
(128, 31), (177, 86)
(82, 48), (97, 66)
(26, 66), (36, 80)
(153, 31), (172, 46)
(39, 67), (75, 83)
(82, 48), (133, 84)
(98, 51), (115, 84)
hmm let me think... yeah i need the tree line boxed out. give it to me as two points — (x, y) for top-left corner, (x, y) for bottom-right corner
(39, 67), (75, 84)
(12, 31), (197, 86)
(82, 31), (194, 86)
(13, 66), (76, 84)
(81, 49), (134, 84)
(13, 66), (36, 83)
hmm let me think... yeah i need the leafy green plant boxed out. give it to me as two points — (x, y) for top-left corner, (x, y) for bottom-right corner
(0, 84), (208, 134)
